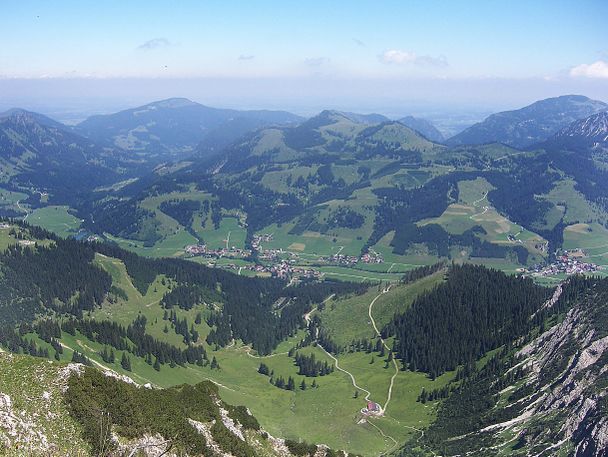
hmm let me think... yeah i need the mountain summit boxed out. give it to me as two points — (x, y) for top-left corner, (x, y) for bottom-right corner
(446, 95), (607, 148)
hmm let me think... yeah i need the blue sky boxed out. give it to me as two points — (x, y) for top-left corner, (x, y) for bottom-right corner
(1, 0), (607, 115)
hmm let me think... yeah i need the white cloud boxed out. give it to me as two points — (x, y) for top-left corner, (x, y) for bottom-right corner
(380, 50), (447, 67)
(569, 60), (608, 79)
(238, 55), (255, 61)
(137, 38), (172, 51)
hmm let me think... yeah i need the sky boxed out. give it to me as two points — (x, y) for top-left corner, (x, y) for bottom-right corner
(1, 0), (607, 118)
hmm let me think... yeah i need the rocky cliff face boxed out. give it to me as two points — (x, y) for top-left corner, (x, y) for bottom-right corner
(473, 279), (608, 456)
(516, 299), (608, 456)
(553, 111), (608, 145)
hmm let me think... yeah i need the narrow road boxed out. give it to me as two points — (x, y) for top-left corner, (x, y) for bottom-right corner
(315, 288), (401, 453)
(368, 285), (399, 413)
(469, 191), (489, 220)
(318, 344), (372, 401)
(16, 200), (29, 221)
(225, 231), (231, 249)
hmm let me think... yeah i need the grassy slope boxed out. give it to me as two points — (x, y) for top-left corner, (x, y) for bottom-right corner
(40, 257), (454, 456)
(27, 206), (83, 238)
(318, 271), (445, 347)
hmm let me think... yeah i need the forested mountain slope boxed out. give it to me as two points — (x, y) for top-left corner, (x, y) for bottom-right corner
(76, 98), (303, 159)
(398, 275), (608, 456)
(0, 110), (129, 205)
(447, 95), (607, 148)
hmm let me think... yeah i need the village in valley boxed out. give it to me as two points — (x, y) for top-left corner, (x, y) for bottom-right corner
(526, 249), (603, 277)
(184, 233), (385, 281)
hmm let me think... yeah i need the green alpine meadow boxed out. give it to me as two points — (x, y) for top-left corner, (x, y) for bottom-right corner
(1, 1), (607, 456)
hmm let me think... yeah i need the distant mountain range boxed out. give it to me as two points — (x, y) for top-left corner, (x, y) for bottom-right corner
(75, 97), (303, 158)
(446, 95), (607, 148)
(398, 115), (445, 142)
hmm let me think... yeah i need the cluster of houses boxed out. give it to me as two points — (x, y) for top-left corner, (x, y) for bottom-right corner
(268, 261), (321, 280)
(213, 260), (321, 281)
(529, 249), (602, 277)
(360, 250), (384, 264)
(185, 232), (385, 282)
(251, 233), (273, 250)
(185, 244), (252, 259)
(320, 250), (384, 266)
(321, 253), (360, 266)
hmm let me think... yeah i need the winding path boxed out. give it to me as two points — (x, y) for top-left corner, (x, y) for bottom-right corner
(16, 200), (29, 221)
(469, 191), (489, 220)
(318, 344), (372, 401)
(367, 285), (399, 412)
(315, 287), (403, 453)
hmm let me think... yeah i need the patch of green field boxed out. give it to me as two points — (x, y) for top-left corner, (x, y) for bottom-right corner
(318, 272), (445, 347)
(0, 224), (19, 251)
(105, 228), (198, 258)
(0, 188), (28, 214)
(260, 222), (342, 257)
(0, 223), (55, 251)
(371, 231), (442, 265)
(562, 223), (608, 268)
(544, 179), (603, 224)
(199, 216), (247, 250)
(417, 177), (547, 265)
(318, 266), (402, 283)
(27, 205), (82, 238)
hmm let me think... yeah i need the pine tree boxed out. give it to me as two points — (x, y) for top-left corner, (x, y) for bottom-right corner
(210, 356), (219, 370)
(287, 376), (295, 391)
(354, 390), (359, 398)
(300, 379), (307, 390)
(153, 357), (161, 371)
(121, 353), (131, 371)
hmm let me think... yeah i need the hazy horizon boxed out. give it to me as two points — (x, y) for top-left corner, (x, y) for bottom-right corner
(1, 0), (606, 124)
